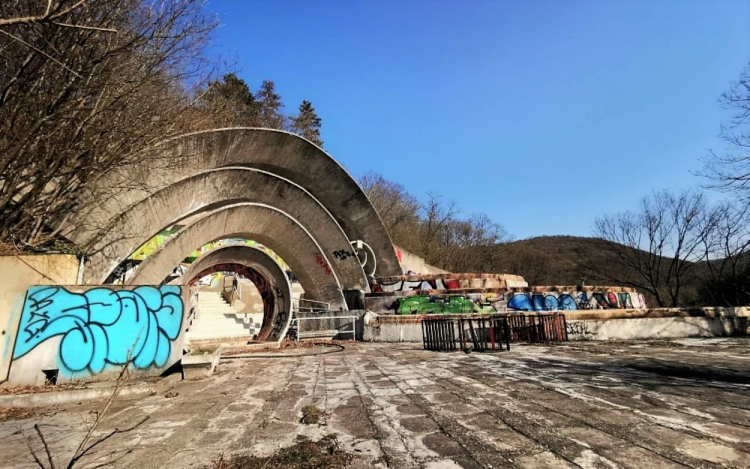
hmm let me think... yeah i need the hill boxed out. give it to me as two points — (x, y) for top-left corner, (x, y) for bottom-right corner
(490, 235), (619, 286)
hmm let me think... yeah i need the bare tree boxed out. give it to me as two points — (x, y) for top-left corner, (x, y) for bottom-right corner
(696, 201), (750, 306)
(359, 172), (421, 251)
(702, 63), (750, 197)
(0, 0), (220, 247)
(592, 190), (709, 307)
(359, 172), (512, 273)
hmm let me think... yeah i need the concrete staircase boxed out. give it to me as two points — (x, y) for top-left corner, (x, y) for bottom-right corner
(186, 291), (262, 342)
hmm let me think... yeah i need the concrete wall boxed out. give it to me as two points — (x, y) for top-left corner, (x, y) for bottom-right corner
(393, 245), (449, 275)
(563, 307), (750, 341)
(4, 284), (189, 386)
(362, 307), (750, 343)
(0, 255), (80, 384)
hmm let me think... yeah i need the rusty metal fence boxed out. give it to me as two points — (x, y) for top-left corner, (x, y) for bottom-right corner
(508, 313), (568, 343)
(421, 313), (567, 352)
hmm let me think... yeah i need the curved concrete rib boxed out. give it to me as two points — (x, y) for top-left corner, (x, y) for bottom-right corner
(64, 128), (401, 276)
(181, 245), (293, 342)
(81, 168), (367, 291)
(125, 204), (346, 310)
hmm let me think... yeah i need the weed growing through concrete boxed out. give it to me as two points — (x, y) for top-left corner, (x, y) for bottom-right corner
(212, 435), (352, 469)
(300, 405), (324, 425)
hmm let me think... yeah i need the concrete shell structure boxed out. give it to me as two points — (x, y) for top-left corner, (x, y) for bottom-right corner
(180, 245), (293, 342)
(61, 129), (401, 292)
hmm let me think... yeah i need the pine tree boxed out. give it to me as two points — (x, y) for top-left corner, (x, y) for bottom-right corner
(203, 73), (259, 126)
(290, 100), (324, 148)
(255, 80), (286, 129)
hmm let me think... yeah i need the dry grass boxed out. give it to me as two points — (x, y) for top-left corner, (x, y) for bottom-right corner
(300, 405), (324, 425)
(212, 435), (353, 469)
(0, 383), (88, 396)
(0, 407), (36, 422)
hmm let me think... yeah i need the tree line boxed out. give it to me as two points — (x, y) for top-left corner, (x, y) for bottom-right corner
(359, 172), (512, 273)
(0, 0), (322, 250)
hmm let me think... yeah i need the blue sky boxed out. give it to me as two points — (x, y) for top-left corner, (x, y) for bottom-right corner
(206, 0), (750, 240)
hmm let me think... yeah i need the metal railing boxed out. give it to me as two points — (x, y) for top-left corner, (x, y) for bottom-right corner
(293, 298), (331, 313)
(292, 315), (357, 341)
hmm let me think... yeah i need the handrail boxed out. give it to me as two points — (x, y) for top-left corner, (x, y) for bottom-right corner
(292, 315), (357, 341)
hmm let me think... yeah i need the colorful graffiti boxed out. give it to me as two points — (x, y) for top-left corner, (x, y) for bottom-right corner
(506, 291), (646, 311)
(12, 286), (184, 377)
(374, 278), (461, 293)
(394, 295), (498, 315)
(369, 289), (647, 315)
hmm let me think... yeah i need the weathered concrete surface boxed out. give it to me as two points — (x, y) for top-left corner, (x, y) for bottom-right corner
(82, 168), (368, 292)
(393, 245), (449, 275)
(180, 245), (293, 342)
(127, 203), (347, 310)
(0, 374), (180, 408)
(0, 255), (79, 384)
(62, 128), (401, 278)
(566, 316), (749, 341)
(3, 340), (750, 468)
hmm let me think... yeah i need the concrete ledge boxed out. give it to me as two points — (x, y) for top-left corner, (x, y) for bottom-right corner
(182, 348), (221, 380)
(0, 373), (181, 408)
(564, 306), (749, 320)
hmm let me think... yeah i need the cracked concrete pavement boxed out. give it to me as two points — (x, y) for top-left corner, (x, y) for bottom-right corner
(2, 338), (750, 468)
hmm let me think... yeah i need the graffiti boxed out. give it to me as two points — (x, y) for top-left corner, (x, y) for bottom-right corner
(390, 293), (507, 315)
(507, 291), (646, 311)
(111, 236), (290, 284)
(314, 253), (332, 275)
(368, 289), (647, 315)
(13, 286), (183, 377)
(374, 278), (460, 293)
(332, 249), (356, 261)
(566, 321), (594, 337)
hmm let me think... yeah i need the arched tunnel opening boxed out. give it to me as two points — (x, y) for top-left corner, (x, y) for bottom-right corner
(185, 263), (291, 343)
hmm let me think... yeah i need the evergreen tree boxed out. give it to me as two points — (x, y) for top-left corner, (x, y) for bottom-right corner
(290, 100), (324, 147)
(203, 73), (259, 126)
(255, 80), (286, 129)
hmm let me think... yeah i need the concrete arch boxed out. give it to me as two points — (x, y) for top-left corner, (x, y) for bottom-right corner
(81, 167), (367, 291)
(181, 245), (293, 342)
(63, 128), (401, 277)
(126, 203), (346, 309)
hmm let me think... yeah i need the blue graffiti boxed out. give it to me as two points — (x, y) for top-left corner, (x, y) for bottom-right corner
(509, 293), (580, 311)
(508, 294), (534, 311)
(13, 286), (183, 376)
(557, 294), (578, 310)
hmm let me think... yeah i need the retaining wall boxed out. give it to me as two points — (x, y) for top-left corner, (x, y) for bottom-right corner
(362, 307), (750, 343)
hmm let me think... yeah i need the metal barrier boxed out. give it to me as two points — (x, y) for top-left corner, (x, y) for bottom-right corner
(292, 315), (357, 341)
(422, 316), (511, 352)
(421, 313), (567, 352)
(508, 313), (568, 343)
